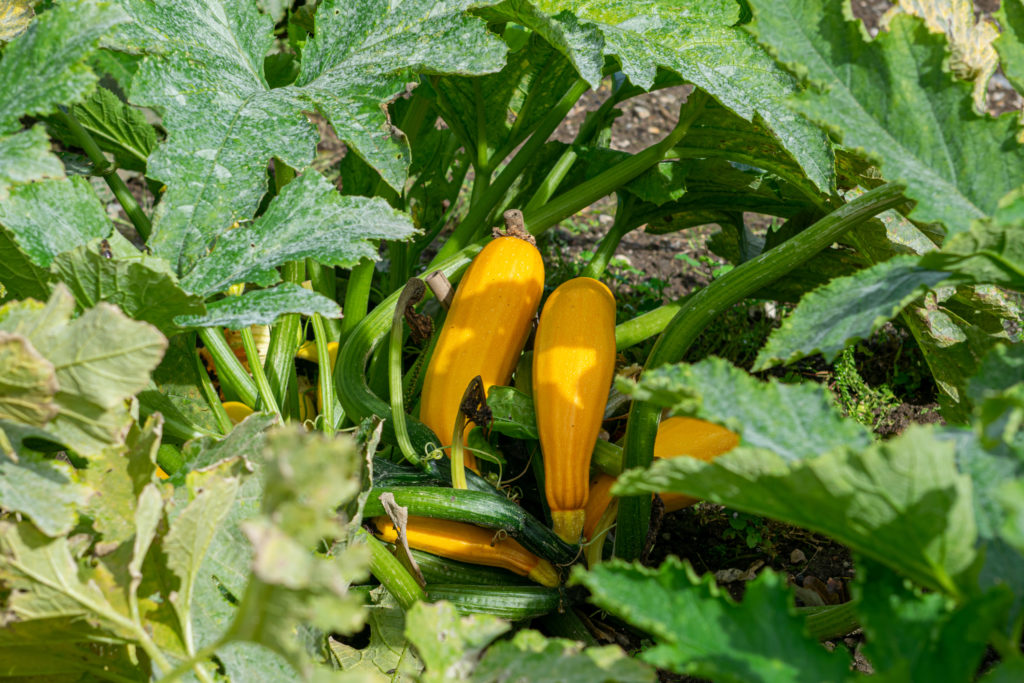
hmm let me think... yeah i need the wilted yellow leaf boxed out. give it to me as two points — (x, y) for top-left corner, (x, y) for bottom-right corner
(882, 0), (999, 113)
(0, 0), (34, 42)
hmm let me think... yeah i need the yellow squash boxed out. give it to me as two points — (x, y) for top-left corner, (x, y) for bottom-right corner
(419, 236), (544, 469)
(373, 515), (559, 587)
(533, 277), (616, 543)
(581, 417), (741, 541)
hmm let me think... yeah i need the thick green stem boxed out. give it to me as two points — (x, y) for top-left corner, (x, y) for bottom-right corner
(613, 182), (907, 560)
(57, 108), (152, 240)
(340, 259), (375, 340)
(306, 259), (341, 341)
(429, 79), (590, 266)
(241, 326), (281, 419)
(580, 195), (634, 280)
(197, 328), (258, 407)
(389, 281), (426, 468)
(524, 91), (709, 237)
(614, 298), (688, 350)
(191, 338), (233, 435)
(312, 314), (336, 435)
(264, 260), (304, 408)
(361, 529), (425, 610)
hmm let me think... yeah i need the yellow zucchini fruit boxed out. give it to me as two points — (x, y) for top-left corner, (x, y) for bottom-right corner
(223, 401), (255, 425)
(533, 277), (616, 543)
(419, 236), (545, 469)
(372, 515), (559, 587)
(581, 417), (741, 538)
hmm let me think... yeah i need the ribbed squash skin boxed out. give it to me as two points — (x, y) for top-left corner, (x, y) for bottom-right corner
(372, 515), (559, 587)
(533, 277), (616, 543)
(581, 417), (741, 536)
(419, 236), (544, 468)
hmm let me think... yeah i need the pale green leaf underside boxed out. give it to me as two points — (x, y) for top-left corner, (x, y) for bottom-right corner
(0, 287), (167, 454)
(749, 1), (1024, 235)
(174, 283), (341, 329)
(574, 559), (849, 683)
(482, 0), (835, 193)
(754, 255), (950, 370)
(0, 126), (65, 201)
(0, 0), (127, 134)
(182, 171), (417, 295)
(0, 451), (91, 538)
(615, 426), (977, 596)
(618, 357), (872, 462)
(0, 176), (112, 268)
(0, 332), (58, 426)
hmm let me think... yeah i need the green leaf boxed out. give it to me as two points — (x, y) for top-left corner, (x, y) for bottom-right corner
(0, 448), (92, 537)
(329, 598), (421, 680)
(0, 126), (66, 201)
(46, 85), (158, 172)
(983, 657), (1024, 683)
(0, 176), (112, 268)
(967, 343), (1024, 451)
(0, 332), (58, 426)
(617, 357), (872, 462)
(487, 385), (539, 440)
(0, 521), (139, 639)
(855, 557), (1011, 682)
(53, 237), (206, 336)
(572, 558), (850, 683)
(293, 0), (508, 190)
(919, 188), (1024, 289)
(404, 601), (509, 683)
(0, 0), (33, 42)
(614, 425), (977, 597)
(754, 255), (950, 370)
(182, 171), (417, 295)
(174, 412), (277, 482)
(173, 283), (341, 330)
(0, 0), (128, 134)
(0, 226), (52, 302)
(748, 1), (1024, 236)
(475, 629), (655, 683)
(0, 286), (167, 454)
(996, 0), (1024, 101)
(114, 0), (504, 274)
(479, 0), (836, 193)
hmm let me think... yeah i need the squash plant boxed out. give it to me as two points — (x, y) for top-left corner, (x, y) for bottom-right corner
(1, 0), (1024, 680)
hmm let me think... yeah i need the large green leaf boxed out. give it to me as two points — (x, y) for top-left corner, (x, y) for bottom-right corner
(748, 0), (1024, 236)
(617, 357), (872, 462)
(53, 237), (205, 336)
(114, 0), (505, 274)
(0, 176), (112, 268)
(0, 126), (65, 200)
(573, 559), (850, 683)
(615, 426), (977, 597)
(138, 333), (221, 440)
(754, 255), (950, 370)
(329, 596), (421, 680)
(292, 0), (507, 189)
(855, 557), (1012, 681)
(0, 0), (128, 134)
(45, 85), (158, 172)
(181, 171), (417, 295)
(173, 283), (341, 330)
(478, 0), (835, 193)
(475, 628), (656, 683)
(0, 286), (167, 454)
